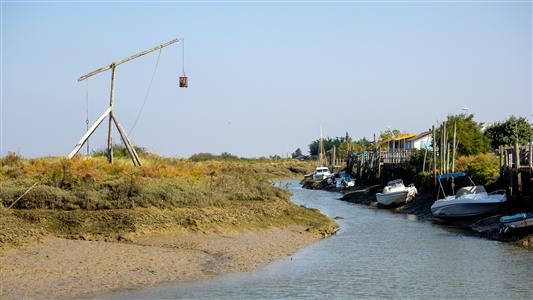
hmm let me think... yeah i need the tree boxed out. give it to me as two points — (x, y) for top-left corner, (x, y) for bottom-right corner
(291, 148), (303, 158)
(379, 129), (401, 141)
(484, 116), (532, 149)
(309, 136), (345, 156)
(438, 114), (490, 156)
(309, 134), (371, 158)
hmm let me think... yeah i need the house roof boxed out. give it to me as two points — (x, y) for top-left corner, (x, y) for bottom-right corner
(410, 130), (432, 141)
(376, 130), (432, 147)
(376, 133), (416, 147)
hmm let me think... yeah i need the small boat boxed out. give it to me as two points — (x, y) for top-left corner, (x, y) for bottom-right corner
(335, 172), (355, 189)
(500, 213), (533, 230)
(313, 167), (332, 181)
(376, 179), (417, 206)
(430, 173), (507, 218)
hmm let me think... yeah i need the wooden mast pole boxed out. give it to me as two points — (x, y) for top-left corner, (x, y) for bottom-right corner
(107, 64), (116, 163)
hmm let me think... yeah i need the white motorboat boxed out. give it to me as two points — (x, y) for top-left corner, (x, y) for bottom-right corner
(376, 179), (417, 206)
(430, 173), (506, 218)
(335, 172), (355, 189)
(313, 167), (331, 181)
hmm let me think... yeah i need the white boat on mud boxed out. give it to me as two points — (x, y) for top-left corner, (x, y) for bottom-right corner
(313, 167), (332, 181)
(376, 179), (417, 206)
(431, 173), (507, 218)
(334, 172), (355, 189)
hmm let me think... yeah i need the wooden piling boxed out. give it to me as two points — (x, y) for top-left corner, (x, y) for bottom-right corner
(446, 143), (450, 173)
(515, 142), (522, 194)
(530, 139), (532, 170)
(452, 121), (456, 173)
(432, 125), (436, 185)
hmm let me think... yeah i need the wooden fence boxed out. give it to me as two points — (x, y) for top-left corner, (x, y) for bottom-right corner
(499, 143), (532, 199)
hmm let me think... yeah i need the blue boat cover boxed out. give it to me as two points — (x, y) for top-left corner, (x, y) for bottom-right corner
(500, 213), (527, 223)
(437, 172), (468, 180)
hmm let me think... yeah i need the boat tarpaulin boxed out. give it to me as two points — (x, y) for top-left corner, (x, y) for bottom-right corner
(437, 173), (468, 180)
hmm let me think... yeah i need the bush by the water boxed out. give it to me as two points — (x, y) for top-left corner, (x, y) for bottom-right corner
(454, 153), (499, 185)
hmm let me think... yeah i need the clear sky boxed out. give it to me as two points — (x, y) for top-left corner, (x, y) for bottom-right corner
(1, 1), (531, 158)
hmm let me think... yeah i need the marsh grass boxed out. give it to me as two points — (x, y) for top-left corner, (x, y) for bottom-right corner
(0, 151), (335, 248)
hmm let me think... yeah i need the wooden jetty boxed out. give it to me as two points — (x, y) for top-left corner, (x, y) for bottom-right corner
(499, 143), (532, 201)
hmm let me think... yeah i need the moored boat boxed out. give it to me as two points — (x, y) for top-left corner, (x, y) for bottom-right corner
(376, 179), (417, 206)
(500, 213), (533, 230)
(430, 173), (507, 218)
(313, 167), (332, 181)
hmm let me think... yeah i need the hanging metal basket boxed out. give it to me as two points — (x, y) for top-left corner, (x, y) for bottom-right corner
(179, 76), (188, 88)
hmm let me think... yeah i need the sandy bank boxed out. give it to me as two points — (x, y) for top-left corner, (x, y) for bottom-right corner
(0, 226), (318, 299)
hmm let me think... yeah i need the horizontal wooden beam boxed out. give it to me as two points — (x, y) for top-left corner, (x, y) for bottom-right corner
(78, 38), (180, 81)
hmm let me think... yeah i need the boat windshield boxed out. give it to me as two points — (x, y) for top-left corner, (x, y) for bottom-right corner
(455, 185), (487, 197)
(387, 179), (404, 186)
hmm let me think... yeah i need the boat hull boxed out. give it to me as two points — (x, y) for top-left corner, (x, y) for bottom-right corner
(376, 190), (409, 206)
(431, 202), (501, 218)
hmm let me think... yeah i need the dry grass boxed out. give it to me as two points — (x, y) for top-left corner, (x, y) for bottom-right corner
(0, 151), (333, 248)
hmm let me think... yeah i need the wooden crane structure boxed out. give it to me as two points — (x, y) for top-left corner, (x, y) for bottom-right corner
(67, 38), (184, 166)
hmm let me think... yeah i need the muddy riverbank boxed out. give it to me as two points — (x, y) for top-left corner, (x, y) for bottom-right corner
(0, 225), (323, 299)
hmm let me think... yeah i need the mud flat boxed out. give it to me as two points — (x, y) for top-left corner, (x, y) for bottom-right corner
(0, 225), (321, 299)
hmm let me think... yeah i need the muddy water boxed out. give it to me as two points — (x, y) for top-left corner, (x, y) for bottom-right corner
(107, 179), (533, 299)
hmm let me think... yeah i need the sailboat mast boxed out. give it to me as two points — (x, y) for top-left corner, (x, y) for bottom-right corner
(319, 127), (325, 167)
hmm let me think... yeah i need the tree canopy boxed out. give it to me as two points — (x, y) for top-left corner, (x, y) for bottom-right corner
(291, 148), (303, 158)
(484, 116), (532, 149)
(438, 114), (490, 156)
(379, 129), (401, 141)
(309, 133), (371, 158)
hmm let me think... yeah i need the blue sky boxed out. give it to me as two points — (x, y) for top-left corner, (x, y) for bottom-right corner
(1, 1), (531, 158)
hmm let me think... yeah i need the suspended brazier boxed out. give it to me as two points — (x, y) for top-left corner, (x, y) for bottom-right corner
(179, 76), (188, 88)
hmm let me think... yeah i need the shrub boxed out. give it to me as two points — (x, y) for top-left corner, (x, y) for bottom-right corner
(454, 153), (499, 185)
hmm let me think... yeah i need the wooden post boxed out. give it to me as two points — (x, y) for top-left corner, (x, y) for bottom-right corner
(446, 143), (450, 173)
(452, 121), (456, 172)
(443, 122), (447, 173)
(432, 125), (437, 185)
(377, 150), (381, 179)
(515, 142), (522, 194)
(529, 139), (532, 171)
(499, 145), (503, 177)
(107, 64), (116, 163)
(333, 145), (336, 170)
(422, 146), (428, 173)
(514, 142), (520, 169)
(439, 123), (442, 174)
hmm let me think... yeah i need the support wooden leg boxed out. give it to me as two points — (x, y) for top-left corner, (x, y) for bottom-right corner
(67, 107), (112, 159)
(112, 113), (142, 166)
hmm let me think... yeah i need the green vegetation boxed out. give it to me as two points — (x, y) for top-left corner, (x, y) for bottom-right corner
(438, 114), (490, 156)
(309, 133), (371, 157)
(484, 116), (533, 149)
(454, 153), (500, 185)
(379, 128), (401, 141)
(0, 150), (336, 248)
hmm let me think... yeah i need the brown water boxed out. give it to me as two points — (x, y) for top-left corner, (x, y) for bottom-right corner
(106, 179), (533, 299)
